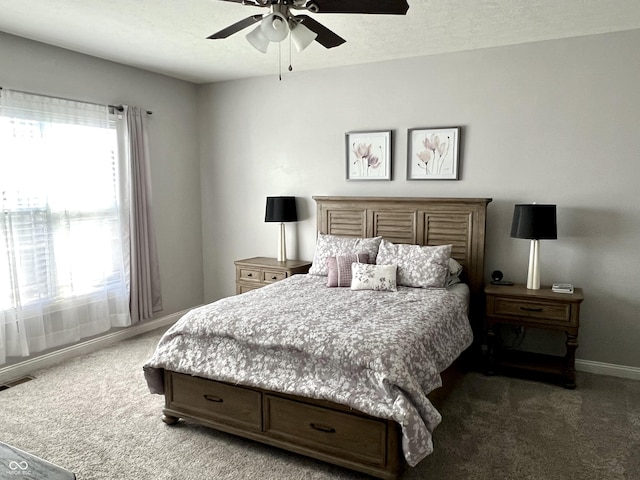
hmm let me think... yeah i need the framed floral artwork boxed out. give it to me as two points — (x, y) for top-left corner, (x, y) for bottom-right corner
(407, 127), (461, 180)
(346, 130), (392, 181)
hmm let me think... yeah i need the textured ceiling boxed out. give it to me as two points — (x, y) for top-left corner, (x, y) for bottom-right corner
(1, 0), (640, 84)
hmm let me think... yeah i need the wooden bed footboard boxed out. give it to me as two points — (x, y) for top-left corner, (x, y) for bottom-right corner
(162, 371), (405, 479)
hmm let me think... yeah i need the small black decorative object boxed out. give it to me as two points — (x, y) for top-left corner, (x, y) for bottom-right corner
(490, 269), (514, 286)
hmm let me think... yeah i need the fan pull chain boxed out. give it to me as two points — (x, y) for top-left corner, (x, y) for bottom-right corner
(277, 34), (294, 81)
(278, 42), (282, 81)
(288, 33), (293, 73)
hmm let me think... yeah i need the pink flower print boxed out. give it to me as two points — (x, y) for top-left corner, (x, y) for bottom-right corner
(416, 150), (433, 173)
(417, 133), (450, 175)
(352, 142), (384, 177)
(352, 143), (372, 161)
(422, 134), (439, 152)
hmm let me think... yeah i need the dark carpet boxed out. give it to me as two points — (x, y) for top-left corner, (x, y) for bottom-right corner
(1, 329), (638, 479)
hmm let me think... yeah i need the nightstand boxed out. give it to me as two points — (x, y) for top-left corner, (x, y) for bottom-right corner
(485, 283), (584, 388)
(234, 257), (311, 295)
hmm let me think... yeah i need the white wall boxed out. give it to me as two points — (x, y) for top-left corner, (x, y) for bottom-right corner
(198, 29), (640, 368)
(0, 32), (203, 317)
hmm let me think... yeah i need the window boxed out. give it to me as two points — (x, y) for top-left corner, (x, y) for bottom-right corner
(0, 90), (130, 364)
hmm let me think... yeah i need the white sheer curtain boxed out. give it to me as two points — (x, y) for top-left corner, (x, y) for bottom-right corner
(0, 90), (131, 365)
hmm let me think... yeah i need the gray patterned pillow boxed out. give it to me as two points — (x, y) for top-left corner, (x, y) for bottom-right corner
(376, 239), (452, 288)
(308, 233), (382, 276)
(350, 263), (397, 292)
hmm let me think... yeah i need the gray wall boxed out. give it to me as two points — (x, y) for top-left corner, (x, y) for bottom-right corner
(0, 32), (204, 317)
(198, 29), (640, 368)
(2, 27), (637, 370)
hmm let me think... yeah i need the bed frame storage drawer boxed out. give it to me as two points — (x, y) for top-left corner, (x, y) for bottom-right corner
(163, 373), (405, 479)
(264, 395), (388, 466)
(167, 372), (262, 431)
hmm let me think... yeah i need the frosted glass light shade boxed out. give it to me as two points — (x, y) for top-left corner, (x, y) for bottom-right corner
(260, 12), (289, 42)
(246, 26), (270, 53)
(291, 23), (317, 52)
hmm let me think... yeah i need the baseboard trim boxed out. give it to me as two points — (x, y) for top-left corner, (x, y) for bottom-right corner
(0, 307), (195, 384)
(576, 359), (640, 381)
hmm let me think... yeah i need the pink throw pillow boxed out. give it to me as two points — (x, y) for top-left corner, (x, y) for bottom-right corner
(326, 253), (369, 287)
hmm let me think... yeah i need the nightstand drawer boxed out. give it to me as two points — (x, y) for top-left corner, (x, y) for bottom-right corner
(485, 284), (584, 388)
(235, 257), (311, 295)
(239, 268), (261, 282)
(493, 297), (571, 323)
(237, 284), (261, 295)
(262, 270), (287, 283)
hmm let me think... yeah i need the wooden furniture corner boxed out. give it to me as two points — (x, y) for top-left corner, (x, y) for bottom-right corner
(235, 257), (311, 294)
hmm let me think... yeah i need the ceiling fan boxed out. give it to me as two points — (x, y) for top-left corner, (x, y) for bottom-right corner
(207, 0), (410, 53)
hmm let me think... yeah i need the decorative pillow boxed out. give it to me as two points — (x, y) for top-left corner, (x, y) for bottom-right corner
(326, 253), (369, 287)
(376, 239), (452, 288)
(350, 263), (397, 292)
(308, 233), (382, 276)
(447, 257), (464, 286)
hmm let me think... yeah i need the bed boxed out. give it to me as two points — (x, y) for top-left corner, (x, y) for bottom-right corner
(144, 196), (491, 479)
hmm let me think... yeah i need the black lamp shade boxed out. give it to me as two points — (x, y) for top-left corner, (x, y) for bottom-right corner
(265, 196), (298, 223)
(510, 204), (557, 240)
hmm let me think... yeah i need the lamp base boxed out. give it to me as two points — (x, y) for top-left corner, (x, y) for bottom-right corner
(277, 222), (287, 262)
(526, 239), (540, 289)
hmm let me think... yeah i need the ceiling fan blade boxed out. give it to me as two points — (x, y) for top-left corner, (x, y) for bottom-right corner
(306, 0), (409, 15)
(216, 0), (265, 5)
(296, 15), (345, 49)
(207, 14), (263, 39)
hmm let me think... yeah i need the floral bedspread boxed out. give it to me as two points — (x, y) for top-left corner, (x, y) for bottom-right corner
(143, 274), (472, 466)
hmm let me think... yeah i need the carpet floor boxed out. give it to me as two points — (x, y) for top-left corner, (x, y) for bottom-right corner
(1, 329), (639, 479)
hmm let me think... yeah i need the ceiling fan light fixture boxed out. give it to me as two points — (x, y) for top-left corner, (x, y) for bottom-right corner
(246, 25), (270, 53)
(291, 22), (317, 52)
(260, 12), (289, 42)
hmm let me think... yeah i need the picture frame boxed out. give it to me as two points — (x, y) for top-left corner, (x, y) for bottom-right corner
(407, 127), (461, 180)
(346, 130), (392, 181)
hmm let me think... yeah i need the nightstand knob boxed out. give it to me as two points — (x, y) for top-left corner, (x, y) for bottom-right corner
(247, 273), (253, 277)
(271, 275), (277, 280)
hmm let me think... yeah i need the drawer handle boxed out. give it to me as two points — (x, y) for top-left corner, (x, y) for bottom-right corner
(203, 394), (223, 403)
(271, 275), (277, 280)
(247, 273), (253, 277)
(309, 423), (336, 433)
(520, 306), (543, 312)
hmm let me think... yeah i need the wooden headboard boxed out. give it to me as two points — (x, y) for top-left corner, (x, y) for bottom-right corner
(314, 196), (492, 352)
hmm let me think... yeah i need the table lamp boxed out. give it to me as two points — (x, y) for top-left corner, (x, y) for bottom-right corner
(510, 203), (557, 290)
(265, 196), (298, 262)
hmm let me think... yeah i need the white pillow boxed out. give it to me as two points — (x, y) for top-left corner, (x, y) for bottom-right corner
(376, 239), (452, 288)
(308, 233), (382, 276)
(351, 263), (397, 292)
(447, 257), (463, 286)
